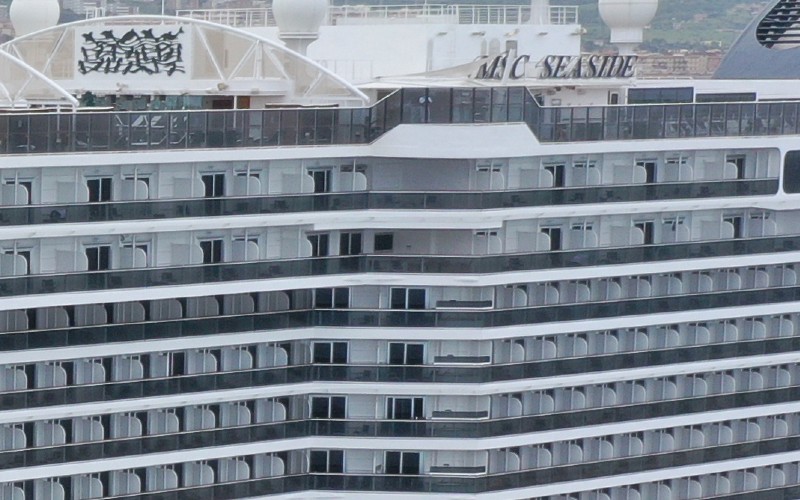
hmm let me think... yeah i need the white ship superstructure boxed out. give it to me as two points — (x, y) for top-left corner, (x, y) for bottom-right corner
(2, 1), (800, 499)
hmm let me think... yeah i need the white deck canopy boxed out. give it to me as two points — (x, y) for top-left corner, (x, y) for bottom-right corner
(0, 50), (79, 108)
(0, 15), (368, 105)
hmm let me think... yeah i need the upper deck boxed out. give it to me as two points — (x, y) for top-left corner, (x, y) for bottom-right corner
(3, 87), (800, 155)
(173, 4), (580, 29)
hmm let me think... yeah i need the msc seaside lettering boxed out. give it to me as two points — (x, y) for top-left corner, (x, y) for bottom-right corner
(475, 53), (637, 80)
(540, 55), (637, 79)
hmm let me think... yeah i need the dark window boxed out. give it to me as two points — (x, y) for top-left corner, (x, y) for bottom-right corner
(374, 233), (394, 252)
(390, 288), (426, 310)
(315, 288), (349, 308)
(724, 215), (743, 239)
(635, 221), (655, 245)
(199, 239), (223, 263)
(313, 342), (348, 364)
(311, 396), (346, 419)
(308, 234), (329, 257)
(785, 151), (800, 193)
(386, 397), (424, 420)
(696, 93), (756, 103)
(4, 180), (32, 204)
(637, 159), (657, 184)
(544, 164), (565, 187)
(541, 227), (562, 251)
(201, 173), (225, 198)
(385, 451), (420, 475)
(628, 87), (693, 104)
(87, 178), (112, 202)
(85, 246), (110, 271)
(4, 250), (31, 274)
(339, 232), (362, 255)
(309, 169), (331, 193)
(727, 155), (746, 179)
(309, 450), (344, 473)
(389, 343), (424, 365)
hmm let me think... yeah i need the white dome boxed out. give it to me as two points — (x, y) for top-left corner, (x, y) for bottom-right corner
(598, 0), (659, 29)
(272, 0), (328, 35)
(9, 0), (60, 37)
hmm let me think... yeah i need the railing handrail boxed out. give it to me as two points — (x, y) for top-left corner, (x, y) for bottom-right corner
(174, 5), (579, 27)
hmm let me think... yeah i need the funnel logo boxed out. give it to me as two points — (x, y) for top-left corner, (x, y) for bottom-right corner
(78, 27), (186, 76)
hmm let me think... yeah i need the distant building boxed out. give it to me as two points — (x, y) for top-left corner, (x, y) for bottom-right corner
(637, 50), (724, 78)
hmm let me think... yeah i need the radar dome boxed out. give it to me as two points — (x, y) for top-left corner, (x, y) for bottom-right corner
(598, 0), (658, 48)
(599, 0), (659, 29)
(9, 0), (60, 37)
(272, 0), (328, 36)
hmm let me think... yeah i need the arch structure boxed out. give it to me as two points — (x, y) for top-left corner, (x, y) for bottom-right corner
(0, 15), (368, 106)
(715, 0), (800, 79)
(0, 50), (79, 108)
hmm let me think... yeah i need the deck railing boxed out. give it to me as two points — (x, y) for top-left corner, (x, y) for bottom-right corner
(175, 5), (579, 28)
(4, 87), (800, 155)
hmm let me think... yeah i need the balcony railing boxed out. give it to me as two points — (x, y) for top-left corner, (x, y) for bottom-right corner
(0, 234), (798, 298)
(174, 5), (579, 28)
(0, 179), (776, 227)
(5, 88), (800, 155)
(3, 314), (800, 412)
(13, 431), (800, 497)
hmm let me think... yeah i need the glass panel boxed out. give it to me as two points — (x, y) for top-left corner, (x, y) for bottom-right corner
(679, 105), (695, 137)
(298, 109), (316, 145)
(473, 88), (491, 123)
(316, 109), (334, 145)
(428, 88), (451, 123)
(694, 104), (710, 137)
(205, 111), (225, 147)
(618, 107), (634, 139)
(710, 104), (726, 136)
(740, 103), (755, 136)
(334, 109), (351, 145)
(351, 109), (369, 143)
(279, 110), (298, 145)
(769, 103), (784, 134)
(587, 107), (603, 140)
(507, 87), (524, 122)
(724, 103), (740, 136)
(262, 110), (281, 145)
(784, 102), (799, 135)
(754, 103), (769, 135)
(452, 89), (474, 123)
(401, 89), (427, 124)
(571, 107), (587, 141)
(603, 107), (619, 140)
(491, 88), (508, 122)
(370, 98), (386, 138)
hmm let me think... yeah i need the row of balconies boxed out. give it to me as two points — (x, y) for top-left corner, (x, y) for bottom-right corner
(3, 332), (800, 412)
(0, 179), (778, 229)
(5, 445), (800, 499)
(3, 306), (799, 392)
(0, 149), (777, 207)
(2, 280), (800, 354)
(0, 259), (795, 329)
(549, 461), (800, 500)
(0, 208), (787, 278)
(2, 397), (799, 475)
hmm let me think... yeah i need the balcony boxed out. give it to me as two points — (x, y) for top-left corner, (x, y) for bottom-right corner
(6, 88), (800, 156)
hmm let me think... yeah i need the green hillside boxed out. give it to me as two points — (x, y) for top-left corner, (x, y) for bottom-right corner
(552, 0), (770, 51)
